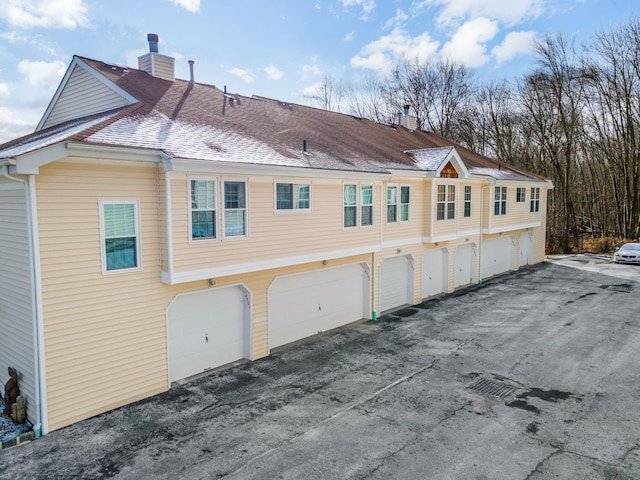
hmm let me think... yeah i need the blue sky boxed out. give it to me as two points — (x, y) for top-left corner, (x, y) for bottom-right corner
(0, 0), (638, 143)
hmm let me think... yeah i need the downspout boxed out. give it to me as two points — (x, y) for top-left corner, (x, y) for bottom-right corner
(162, 154), (174, 284)
(479, 178), (496, 284)
(0, 165), (46, 435)
(372, 180), (385, 321)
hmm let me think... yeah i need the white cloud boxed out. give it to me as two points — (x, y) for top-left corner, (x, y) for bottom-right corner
(345, 31), (356, 41)
(17, 60), (66, 88)
(350, 28), (439, 76)
(0, 0), (89, 29)
(383, 9), (409, 30)
(170, 0), (200, 12)
(264, 65), (284, 80)
(302, 81), (322, 97)
(0, 107), (35, 144)
(418, 0), (543, 27)
(440, 17), (498, 67)
(301, 57), (323, 79)
(341, 0), (376, 19)
(492, 30), (537, 64)
(228, 67), (256, 84)
(0, 84), (9, 96)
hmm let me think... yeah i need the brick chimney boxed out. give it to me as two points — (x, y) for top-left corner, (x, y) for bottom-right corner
(137, 33), (175, 81)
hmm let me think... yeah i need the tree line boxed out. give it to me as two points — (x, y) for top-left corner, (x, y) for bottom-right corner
(307, 19), (640, 253)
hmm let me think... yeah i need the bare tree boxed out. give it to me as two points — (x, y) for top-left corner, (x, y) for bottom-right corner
(391, 59), (472, 137)
(305, 74), (345, 112)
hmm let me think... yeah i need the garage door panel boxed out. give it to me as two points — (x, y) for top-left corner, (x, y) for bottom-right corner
(168, 287), (245, 383)
(481, 236), (515, 279)
(269, 264), (365, 349)
(519, 232), (533, 266)
(380, 255), (413, 312)
(422, 248), (448, 298)
(454, 243), (477, 288)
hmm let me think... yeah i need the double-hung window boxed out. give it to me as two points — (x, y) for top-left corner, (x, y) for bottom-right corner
(494, 186), (507, 216)
(387, 186), (397, 222)
(400, 186), (410, 221)
(387, 185), (408, 223)
(191, 180), (216, 239)
(437, 184), (455, 220)
(100, 201), (141, 273)
(530, 187), (540, 213)
(361, 185), (373, 226)
(516, 187), (526, 203)
(464, 185), (471, 217)
(276, 183), (310, 210)
(224, 181), (247, 237)
(344, 184), (357, 227)
(345, 184), (373, 227)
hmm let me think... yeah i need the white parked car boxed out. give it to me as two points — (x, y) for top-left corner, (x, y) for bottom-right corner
(613, 242), (640, 264)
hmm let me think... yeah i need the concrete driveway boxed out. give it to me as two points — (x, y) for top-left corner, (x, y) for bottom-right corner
(1, 260), (640, 479)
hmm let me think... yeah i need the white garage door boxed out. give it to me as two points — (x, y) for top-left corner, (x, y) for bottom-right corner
(519, 232), (534, 267)
(454, 243), (477, 288)
(481, 236), (515, 279)
(269, 264), (366, 350)
(167, 286), (247, 383)
(422, 248), (448, 299)
(380, 255), (413, 313)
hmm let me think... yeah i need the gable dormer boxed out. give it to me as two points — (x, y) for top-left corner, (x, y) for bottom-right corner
(405, 147), (469, 179)
(36, 57), (137, 132)
(137, 33), (175, 82)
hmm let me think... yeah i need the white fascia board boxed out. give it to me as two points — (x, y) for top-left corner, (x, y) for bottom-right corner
(436, 148), (469, 179)
(386, 168), (428, 178)
(13, 143), (69, 174)
(65, 142), (166, 163)
(469, 174), (497, 185)
(161, 243), (382, 285)
(14, 142), (165, 174)
(422, 233), (459, 243)
(36, 57), (138, 132)
(483, 221), (541, 234)
(167, 157), (392, 181)
(381, 237), (423, 249)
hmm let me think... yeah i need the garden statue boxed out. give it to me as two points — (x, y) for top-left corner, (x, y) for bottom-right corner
(3, 367), (19, 418)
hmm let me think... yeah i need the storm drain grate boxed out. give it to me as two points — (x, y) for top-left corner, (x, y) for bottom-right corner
(467, 377), (518, 399)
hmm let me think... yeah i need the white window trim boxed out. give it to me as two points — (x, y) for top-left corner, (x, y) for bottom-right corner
(463, 185), (472, 218)
(494, 186), (507, 216)
(222, 178), (249, 240)
(344, 182), (375, 229)
(516, 187), (526, 203)
(188, 176), (220, 244)
(274, 180), (312, 213)
(99, 199), (142, 275)
(399, 185), (411, 222)
(436, 183), (456, 221)
(386, 184), (410, 224)
(530, 187), (541, 213)
(360, 184), (374, 227)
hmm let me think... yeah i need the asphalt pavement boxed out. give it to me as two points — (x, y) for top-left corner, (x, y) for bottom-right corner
(1, 259), (639, 479)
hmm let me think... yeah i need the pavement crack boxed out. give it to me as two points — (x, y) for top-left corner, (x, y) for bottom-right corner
(222, 360), (439, 478)
(523, 449), (561, 479)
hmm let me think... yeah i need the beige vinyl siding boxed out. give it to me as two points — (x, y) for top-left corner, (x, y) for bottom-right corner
(381, 179), (424, 242)
(489, 184), (543, 231)
(36, 160), (169, 431)
(171, 176), (381, 274)
(138, 54), (175, 81)
(42, 65), (131, 130)
(0, 181), (37, 423)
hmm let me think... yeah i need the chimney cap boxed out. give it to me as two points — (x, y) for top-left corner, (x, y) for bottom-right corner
(147, 33), (159, 53)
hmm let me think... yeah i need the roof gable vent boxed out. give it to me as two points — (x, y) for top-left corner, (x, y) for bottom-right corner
(137, 33), (175, 82)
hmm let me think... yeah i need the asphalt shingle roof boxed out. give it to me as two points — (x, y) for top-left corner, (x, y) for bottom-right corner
(0, 56), (545, 182)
